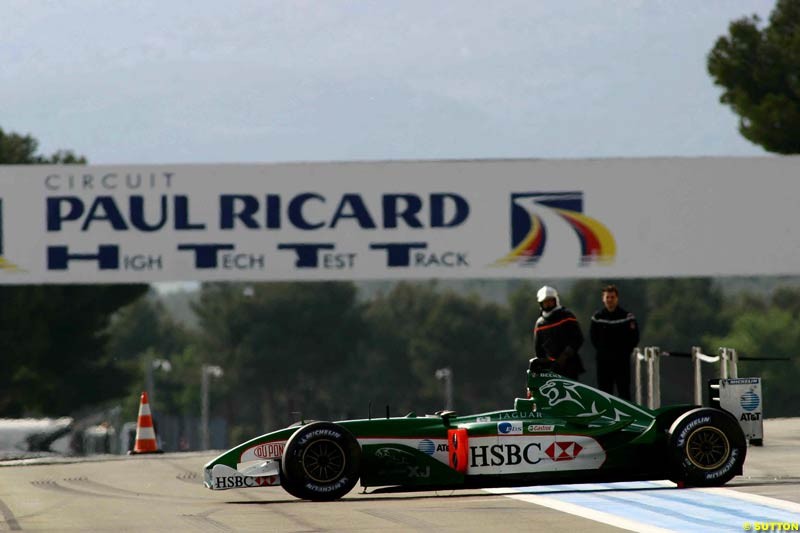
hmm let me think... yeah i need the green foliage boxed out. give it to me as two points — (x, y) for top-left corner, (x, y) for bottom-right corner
(408, 290), (516, 412)
(356, 282), (441, 415)
(0, 126), (145, 417)
(178, 281), (529, 434)
(104, 293), (195, 416)
(707, 0), (800, 153)
(106, 292), (192, 361)
(0, 284), (148, 415)
(96, 276), (800, 447)
(192, 282), (365, 429)
(507, 281), (538, 356)
(704, 286), (800, 416)
(0, 127), (86, 164)
(637, 278), (727, 350)
(357, 282), (522, 415)
(770, 286), (800, 315)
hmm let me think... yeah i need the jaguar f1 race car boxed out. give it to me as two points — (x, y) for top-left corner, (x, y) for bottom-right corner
(203, 365), (746, 501)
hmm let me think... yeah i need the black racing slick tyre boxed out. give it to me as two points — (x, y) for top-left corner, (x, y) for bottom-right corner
(280, 422), (361, 501)
(667, 408), (746, 487)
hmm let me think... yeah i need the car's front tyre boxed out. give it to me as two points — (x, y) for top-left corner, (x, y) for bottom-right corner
(667, 408), (746, 487)
(280, 422), (361, 501)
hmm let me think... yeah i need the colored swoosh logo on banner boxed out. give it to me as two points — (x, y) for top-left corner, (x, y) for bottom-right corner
(0, 256), (21, 271)
(495, 213), (546, 265)
(553, 208), (616, 265)
(494, 191), (616, 267)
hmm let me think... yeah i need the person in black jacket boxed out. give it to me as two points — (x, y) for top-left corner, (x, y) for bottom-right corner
(590, 284), (639, 400)
(531, 285), (585, 380)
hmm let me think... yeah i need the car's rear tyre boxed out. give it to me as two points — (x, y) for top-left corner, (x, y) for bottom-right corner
(280, 422), (360, 501)
(667, 408), (746, 487)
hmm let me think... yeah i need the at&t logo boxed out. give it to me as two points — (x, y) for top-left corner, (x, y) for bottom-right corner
(740, 389), (760, 412)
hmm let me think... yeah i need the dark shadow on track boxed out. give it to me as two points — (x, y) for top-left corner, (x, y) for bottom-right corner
(221, 483), (693, 505)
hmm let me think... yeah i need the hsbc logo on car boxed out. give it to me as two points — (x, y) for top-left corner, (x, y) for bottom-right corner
(466, 436), (606, 474)
(545, 441), (583, 461)
(470, 442), (542, 468)
(470, 440), (583, 466)
(214, 474), (278, 489)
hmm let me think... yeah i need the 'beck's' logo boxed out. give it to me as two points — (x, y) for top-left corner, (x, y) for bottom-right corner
(495, 192), (615, 266)
(0, 198), (20, 272)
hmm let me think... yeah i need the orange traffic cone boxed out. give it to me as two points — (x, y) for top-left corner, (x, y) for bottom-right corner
(129, 391), (163, 454)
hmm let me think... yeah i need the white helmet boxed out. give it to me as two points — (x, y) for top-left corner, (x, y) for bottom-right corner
(536, 285), (559, 304)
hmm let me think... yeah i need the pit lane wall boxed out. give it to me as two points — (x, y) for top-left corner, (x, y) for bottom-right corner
(1, 157), (799, 284)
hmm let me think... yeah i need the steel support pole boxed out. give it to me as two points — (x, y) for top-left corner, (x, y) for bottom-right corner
(201, 365), (210, 450)
(692, 346), (702, 405)
(720, 347), (729, 379)
(633, 347), (642, 405)
(646, 348), (655, 409)
(652, 346), (661, 409)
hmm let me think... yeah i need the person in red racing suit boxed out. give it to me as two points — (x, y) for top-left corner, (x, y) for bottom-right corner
(531, 285), (585, 380)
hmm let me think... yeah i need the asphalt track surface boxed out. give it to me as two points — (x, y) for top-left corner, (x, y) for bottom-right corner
(1, 419), (798, 532)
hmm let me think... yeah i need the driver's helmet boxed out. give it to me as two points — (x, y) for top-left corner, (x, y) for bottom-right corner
(536, 285), (560, 305)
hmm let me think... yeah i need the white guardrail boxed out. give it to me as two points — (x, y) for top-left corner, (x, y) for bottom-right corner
(633, 346), (778, 446)
(633, 346), (739, 408)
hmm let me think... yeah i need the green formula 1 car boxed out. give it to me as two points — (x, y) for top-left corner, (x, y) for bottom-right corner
(203, 365), (746, 501)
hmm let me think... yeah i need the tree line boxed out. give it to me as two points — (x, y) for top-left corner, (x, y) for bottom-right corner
(3, 271), (799, 446)
(106, 279), (800, 446)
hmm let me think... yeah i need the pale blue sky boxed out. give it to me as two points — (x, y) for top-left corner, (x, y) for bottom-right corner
(1, 1), (774, 165)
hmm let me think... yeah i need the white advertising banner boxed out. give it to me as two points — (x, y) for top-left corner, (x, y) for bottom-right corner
(1, 157), (799, 284)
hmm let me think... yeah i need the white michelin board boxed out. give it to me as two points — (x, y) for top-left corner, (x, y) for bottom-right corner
(718, 378), (763, 442)
(1, 157), (800, 284)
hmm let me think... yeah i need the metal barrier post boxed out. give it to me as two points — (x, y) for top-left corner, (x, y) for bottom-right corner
(641, 346), (662, 409)
(719, 347), (729, 379)
(636, 346), (663, 409)
(633, 347), (643, 405)
(692, 346), (702, 405)
(646, 347), (655, 409)
(691, 346), (724, 405)
(652, 346), (661, 409)
(718, 347), (739, 379)
(729, 348), (739, 378)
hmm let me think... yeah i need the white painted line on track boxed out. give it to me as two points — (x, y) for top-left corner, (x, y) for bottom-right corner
(486, 481), (800, 533)
(697, 486), (800, 514)
(484, 486), (673, 533)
